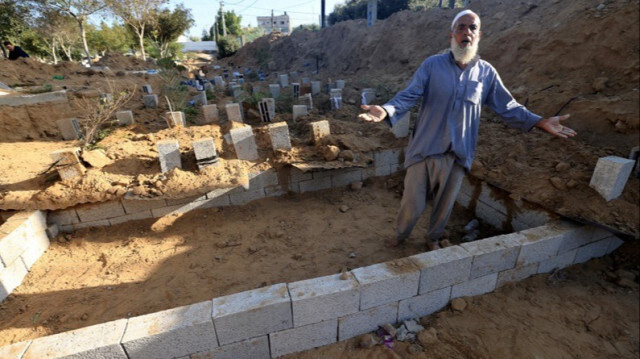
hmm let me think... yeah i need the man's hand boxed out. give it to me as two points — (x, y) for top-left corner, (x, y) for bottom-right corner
(358, 105), (387, 122)
(535, 114), (577, 139)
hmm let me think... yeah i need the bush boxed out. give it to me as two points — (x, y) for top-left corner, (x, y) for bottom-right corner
(217, 36), (240, 58)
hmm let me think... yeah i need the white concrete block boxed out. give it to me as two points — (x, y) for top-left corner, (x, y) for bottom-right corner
(0, 256), (28, 301)
(75, 201), (126, 222)
(212, 283), (292, 345)
(108, 211), (154, 226)
(574, 237), (613, 264)
(0, 220), (30, 266)
(47, 209), (80, 225)
(190, 336), (270, 359)
(269, 319), (337, 358)
(460, 233), (522, 279)
(228, 188), (265, 205)
(202, 104), (219, 124)
(497, 263), (539, 287)
(397, 286), (451, 322)
(157, 139), (182, 173)
(373, 148), (403, 168)
(331, 169), (363, 187)
(606, 236), (625, 254)
(351, 259), (419, 310)
(451, 273), (498, 298)
(475, 201), (508, 230)
(410, 245), (473, 294)
(289, 272), (360, 327)
(121, 199), (168, 214)
(537, 249), (577, 274)
(292, 105), (308, 121)
(23, 319), (128, 359)
(298, 176), (331, 193)
(557, 223), (611, 254)
(121, 301), (217, 359)
(0, 340), (31, 359)
(20, 231), (50, 270)
(269, 122), (292, 151)
(225, 103), (243, 123)
(229, 126), (259, 161)
(589, 156), (635, 201)
(116, 110), (134, 125)
(515, 223), (567, 265)
(310, 120), (330, 145)
(338, 302), (398, 341)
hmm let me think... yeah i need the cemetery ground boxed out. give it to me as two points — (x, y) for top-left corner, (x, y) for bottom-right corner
(0, 0), (639, 357)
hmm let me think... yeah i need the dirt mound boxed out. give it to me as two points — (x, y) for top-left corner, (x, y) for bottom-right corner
(94, 53), (154, 71)
(0, 58), (87, 86)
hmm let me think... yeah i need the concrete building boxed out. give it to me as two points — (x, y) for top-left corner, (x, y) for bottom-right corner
(257, 12), (292, 34)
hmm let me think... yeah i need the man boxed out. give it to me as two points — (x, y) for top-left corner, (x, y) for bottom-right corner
(3, 41), (29, 60)
(359, 10), (576, 250)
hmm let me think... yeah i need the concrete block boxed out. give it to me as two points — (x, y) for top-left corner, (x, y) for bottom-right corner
(269, 84), (280, 99)
(335, 80), (345, 89)
(143, 94), (159, 108)
(289, 168), (313, 182)
(229, 126), (259, 161)
(361, 88), (375, 105)
(75, 201), (126, 222)
(389, 111), (410, 138)
(574, 237), (613, 264)
(269, 122), (292, 151)
(46, 224), (59, 240)
(269, 319), (337, 358)
(410, 245), (473, 294)
(331, 169), (363, 187)
(292, 83), (300, 99)
(71, 219), (111, 230)
(50, 148), (86, 180)
(258, 98), (275, 122)
(374, 148), (403, 168)
(249, 168), (279, 189)
(589, 156), (635, 201)
(122, 301), (217, 359)
(231, 85), (243, 100)
(373, 164), (392, 177)
(352, 259), (419, 310)
(265, 185), (286, 197)
(397, 286), (451, 322)
(310, 120), (330, 145)
(211, 283), (292, 345)
(451, 273), (498, 298)
(165, 111), (186, 128)
(20, 231), (50, 270)
(292, 105), (308, 121)
(121, 198), (168, 214)
(476, 182), (508, 214)
(203, 188), (232, 208)
(47, 208), (80, 225)
(298, 176), (332, 193)
(193, 137), (219, 169)
(299, 93), (313, 110)
(0, 220), (30, 266)
(190, 336), (270, 359)
(164, 195), (207, 207)
(460, 233), (523, 279)
(0, 256), (28, 300)
(537, 249), (577, 274)
(512, 206), (553, 230)
(0, 340), (31, 359)
(157, 139), (182, 173)
(311, 81), (321, 95)
(606, 236), (624, 254)
(225, 103), (243, 123)
(229, 188), (265, 205)
(23, 319), (128, 359)
(338, 302), (398, 341)
(0, 90), (67, 107)
(496, 263), (539, 287)
(202, 104), (219, 124)
(214, 76), (225, 87)
(56, 118), (83, 140)
(289, 272), (359, 327)
(279, 74), (289, 88)
(193, 91), (207, 105)
(116, 110), (134, 125)
(475, 202), (508, 230)
(557, 223), (611, 254)
(108, 210), (154, 226)
(456, 191), (473, 209)
(515, 223), (567, 265)
(142, 84), (153, 93)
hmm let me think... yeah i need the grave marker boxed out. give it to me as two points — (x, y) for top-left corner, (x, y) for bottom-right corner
(116, 111), (134, 126)
(229, 126), (259, 161)
(202, 104), (219, 124)
(192, 137), (219, 169)
(157, 140), (182, 173)
(56, 118), (83, 140)
(311, 120), (331, 145)
(165, 111), (186, 127)
(50, 148), (86, 180)
(269, 122), (292, 151)
(143, 94), (158, 108)
(225, 103), (243, 123)
(292, 105), (308, 121)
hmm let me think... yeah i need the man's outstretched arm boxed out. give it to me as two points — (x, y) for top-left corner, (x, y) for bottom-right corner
(535, 114), (577, 139)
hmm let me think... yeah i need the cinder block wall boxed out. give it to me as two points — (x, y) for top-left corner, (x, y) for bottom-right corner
(0, 220), (622, 359)
(0, 211), (49, 302)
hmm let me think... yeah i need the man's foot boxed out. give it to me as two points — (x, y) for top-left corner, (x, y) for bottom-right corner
(384, 237), (405, 248)
(426, 240), (441, 251)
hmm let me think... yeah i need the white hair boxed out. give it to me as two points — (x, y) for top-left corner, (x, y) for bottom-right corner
(451, 10), (480, 31)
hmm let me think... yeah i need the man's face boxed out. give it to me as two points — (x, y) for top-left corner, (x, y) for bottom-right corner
(6, 44), (14, 51)
(450, 15), (481, 48)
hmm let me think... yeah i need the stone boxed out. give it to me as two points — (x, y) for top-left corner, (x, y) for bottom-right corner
(268, 122), (292, 151)
(450, 298), (467, 312)
(192, 137), (218, 169)
(292, 105), (308, 121)
(56, 118), (83, 140)
(550, 177), (567, 191)
(336, 79), (345, 89)
(279, 74), (289, 88)
(323, 145), (340, 161)
(165, 111), (186, 127)
(417, 327), (438, 346)
(50, 148), (86, 180)
(407, 343), (423, 354)
(80, 149), (112, 168)
(229, 126), (259, 161)
(589, 156), (635, 201)
(311, 81), (321, 95)
(116, 110), (134, 125)
(258, 98), (276, 122)
(143, 94), (158, 108)
(311, 120), (331, 145)
(269, 84), (281, 98)
(202, 104), (219, 124)
(555, 162), (571, 172)
(157, 139), (181, 173)
(339, 150), (355, 161)
(350, 181), (363, 190)
(226, 103), (243, 123)
(299, 93), (313, 110)
(360, 333), (378, 348)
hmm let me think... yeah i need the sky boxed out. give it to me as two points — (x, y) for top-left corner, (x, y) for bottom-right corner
(171, 0), (346, 37)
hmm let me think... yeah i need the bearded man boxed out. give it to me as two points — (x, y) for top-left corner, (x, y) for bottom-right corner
(359, 10), (576, 250)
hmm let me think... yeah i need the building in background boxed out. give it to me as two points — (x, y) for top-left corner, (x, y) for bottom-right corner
(257, 12), (292, 34)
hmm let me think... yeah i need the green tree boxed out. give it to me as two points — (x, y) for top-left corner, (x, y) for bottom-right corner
(145, 4), (193, 58)
(86, 21), (131, 56)
(215, 10), (242, 36)
(33, 8), (79, 63)
(105, 0), (165, 61)
(292, 24), (319, 33)
(329, 0), (411, 25)
(0, 0), (31, 58)
(216, 35), (238, 58)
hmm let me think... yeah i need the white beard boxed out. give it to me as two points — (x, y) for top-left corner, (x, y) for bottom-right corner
(451, 37), (478, 65)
